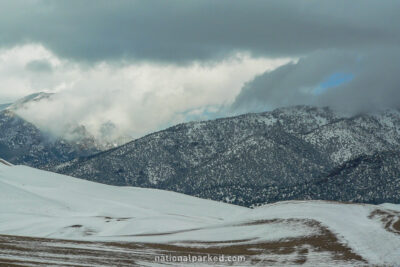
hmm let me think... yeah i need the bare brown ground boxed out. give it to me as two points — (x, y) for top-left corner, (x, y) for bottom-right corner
(0, 218), (367, 266)
(131, 219), (366, 264)
(394, 219), (400, 232)
(369, 209), (400, 235)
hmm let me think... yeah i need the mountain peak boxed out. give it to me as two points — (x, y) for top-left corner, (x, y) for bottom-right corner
(9, 92), (54, 111)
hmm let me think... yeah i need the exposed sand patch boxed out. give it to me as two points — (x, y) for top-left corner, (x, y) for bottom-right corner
(369, 209), (400, 235)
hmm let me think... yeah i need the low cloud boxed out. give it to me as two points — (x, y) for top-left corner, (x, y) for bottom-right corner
(26, 59), (53, 73)
(2, 44), (291, 141)
(0, 45), (61, 103)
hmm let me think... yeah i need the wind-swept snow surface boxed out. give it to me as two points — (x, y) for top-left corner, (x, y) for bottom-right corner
(1, 164), (399, 266)
(0, 164), (246, 239)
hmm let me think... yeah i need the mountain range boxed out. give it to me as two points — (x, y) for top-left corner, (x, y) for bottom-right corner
(1, 97), (400, 265)
(1, 93), (399, 207)
(52, 106), (400, 207)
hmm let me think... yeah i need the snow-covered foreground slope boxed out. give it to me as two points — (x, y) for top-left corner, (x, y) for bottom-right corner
(0, 164), (246, 239)
(1, 164), (400, 266)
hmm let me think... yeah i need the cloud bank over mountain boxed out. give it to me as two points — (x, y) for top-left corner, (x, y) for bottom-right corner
(2, 45), (287, 140)
(232, 47), (400, 114)
(0, 0), (399, 140)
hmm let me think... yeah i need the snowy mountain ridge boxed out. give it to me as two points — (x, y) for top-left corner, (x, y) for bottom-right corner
(0, 92), (124, 168)
(7, 92), (54, 111)
(55, 105), (400, 207)
(0, 109), (100, 168)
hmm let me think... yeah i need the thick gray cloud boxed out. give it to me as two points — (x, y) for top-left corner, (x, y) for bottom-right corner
(26, 59), (53, 72)
(0, 0), (399, 63)
(232, 46), (400, 114)
(232, 50), (357, 110)
(319, 47), (400, 113)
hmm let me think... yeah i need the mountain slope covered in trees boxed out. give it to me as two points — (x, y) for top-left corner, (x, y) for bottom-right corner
(54, 106), (400, 207)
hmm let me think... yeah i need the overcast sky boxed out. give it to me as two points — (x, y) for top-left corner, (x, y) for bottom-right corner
(0, 0), (399, 140)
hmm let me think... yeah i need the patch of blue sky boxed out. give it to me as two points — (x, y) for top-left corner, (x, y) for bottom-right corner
(314, 72), (354, 95)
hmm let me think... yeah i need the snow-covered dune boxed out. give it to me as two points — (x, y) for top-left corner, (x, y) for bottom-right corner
(0, 164), (246, 239)
(1, 164), (399, 266)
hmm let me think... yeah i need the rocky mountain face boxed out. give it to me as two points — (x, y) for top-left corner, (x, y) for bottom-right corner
(0, 93), (104, 168)
(0, 92), (135, 168)
(0, 109), (100, 168)
(54, 106), (400, 207)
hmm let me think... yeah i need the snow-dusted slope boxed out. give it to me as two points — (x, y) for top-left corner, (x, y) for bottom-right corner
(0, 164), (245, 239)
(56, 106), (400, 207)
(1, 164), (400, 266)
(0, 109), (100, 168)
(0, 92), (124, 169)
